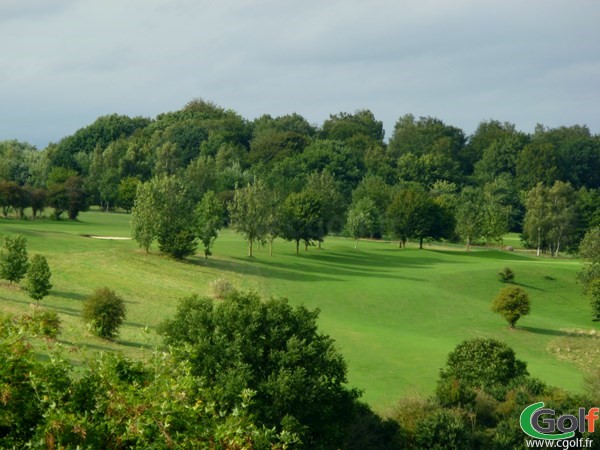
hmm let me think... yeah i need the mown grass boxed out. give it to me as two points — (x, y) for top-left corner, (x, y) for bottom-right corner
(0, 211), (597, 412)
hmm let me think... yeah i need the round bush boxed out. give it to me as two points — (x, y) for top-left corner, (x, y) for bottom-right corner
(210, 278), (236, 299)
(82, 287), (126, 339)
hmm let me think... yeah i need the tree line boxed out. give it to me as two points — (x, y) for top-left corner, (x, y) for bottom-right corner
(1, 100), (599, 254)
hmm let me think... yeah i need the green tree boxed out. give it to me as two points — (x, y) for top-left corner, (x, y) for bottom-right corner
(455, 187), (484, 251)
(492, 285), (531, 328)
(321, 109), (384, 143)
(229, 179), (270, 257)
(304, 170), (346, 247)
(82, 287), (126, 340)
(159, 291), (360, 448)
(280, 190), (324, 253)
(523, 183), (551, 256)
(0, 235), (29, 284)
(23, 254), (52, 304)
(351, 175), (393, 238)
(438, 338), (528, 392)
(346, 198), (377, 248)
(481, 184), (511, 248)
(516, 142), (559, 191)
(130, 181), (158, 253)
(578, 226), (600, 292)
(195, 191), (223, 259)
(116, 176), (140, 212)
(388, 114), (467, 171)
(131, 176), (196, 259)
(387, 187), (453, 249)
(547, 181), (577, 256)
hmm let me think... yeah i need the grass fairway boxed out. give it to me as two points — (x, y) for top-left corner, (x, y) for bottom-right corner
(0, 211), (597, 412)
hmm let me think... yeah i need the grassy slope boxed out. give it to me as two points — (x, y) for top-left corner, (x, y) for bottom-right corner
(0, 212), (596, 412)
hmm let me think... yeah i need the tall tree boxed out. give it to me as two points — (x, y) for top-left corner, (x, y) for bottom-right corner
(130, 182), (159, 253)
(547, 181), (577, 256)
(523, 183), (551, 256)
(481, 184), (511, 248)
(280, 190), (324, 254)
(194, 191), (223, 259)
(131, 176), (196, 259)
(229, 180), (270, 257)
(346, 198), (377, 248)
(455, 187), (485, 251)
(304, 170), (346, 247)
(386, 188), (450, 249)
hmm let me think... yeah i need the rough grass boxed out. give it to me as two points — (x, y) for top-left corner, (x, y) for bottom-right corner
(0, 211), (597, 412)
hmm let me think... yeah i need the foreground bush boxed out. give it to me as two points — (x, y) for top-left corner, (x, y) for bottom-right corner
(18, 309), (61, 338)
(159, 291), (361, 448)
(82, 287), (126, 339)
(0, 315), (287, 449)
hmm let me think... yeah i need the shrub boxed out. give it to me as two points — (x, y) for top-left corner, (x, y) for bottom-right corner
(19, 310), (61, 338)
(210, 277), (236, 299)
(438, 338), (528, 393)
(492, 285), (531, 328)
(414, 409), (471, 450)
(82, 287), (126, 340)
(498, 266), (515, 283)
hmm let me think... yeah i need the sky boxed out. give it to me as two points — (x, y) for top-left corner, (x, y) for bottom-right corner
(1, 0), (599, 148)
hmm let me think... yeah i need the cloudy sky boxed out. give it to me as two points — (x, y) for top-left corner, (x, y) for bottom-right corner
(1, 0), (599, 148)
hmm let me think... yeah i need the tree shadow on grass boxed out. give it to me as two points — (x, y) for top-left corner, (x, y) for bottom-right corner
(430, 249), (533, 261)
(513, 282), (544, 292)
(189, 256), (344, 282)
(519, 326), (586, 337)
(51, 290), (87, 301)
(117, 339), (155, 350)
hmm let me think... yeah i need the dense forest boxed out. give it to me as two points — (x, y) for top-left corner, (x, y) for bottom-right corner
(2, 99), (600, 448)
(1, 99), (599, 255)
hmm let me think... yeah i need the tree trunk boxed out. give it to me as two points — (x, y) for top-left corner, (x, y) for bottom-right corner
(269, 240), (273, 256)
(318, 241), (322, 249)
(355, 239), (358, 249)
(304, 241), (308, 251)
(295, 239), (299, 254)
(466, 236), (471, 251)
(249, 238), (253, 257)
(536, 228), (541, 256)
(398, 240), (402, 248)
(419, 237), (423, 249)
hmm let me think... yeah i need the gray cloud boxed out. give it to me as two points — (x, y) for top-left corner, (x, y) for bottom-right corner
(1, 0), (599, 148)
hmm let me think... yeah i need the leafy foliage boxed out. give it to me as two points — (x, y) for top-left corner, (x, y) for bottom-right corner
(159, 291), (360, 448)
(195, 190), (223, 259)
(492, 285), (531, 328)
(23, 254), (52, 302)
(0, 234), (28, 284)
(82, 287), (126, 340)
(497, 266), (515, 283)
(438, 338), (528, 393)
(0, 316), (287, 448)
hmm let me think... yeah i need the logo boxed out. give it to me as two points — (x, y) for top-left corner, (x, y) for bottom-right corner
(520, 402), (599, 440)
